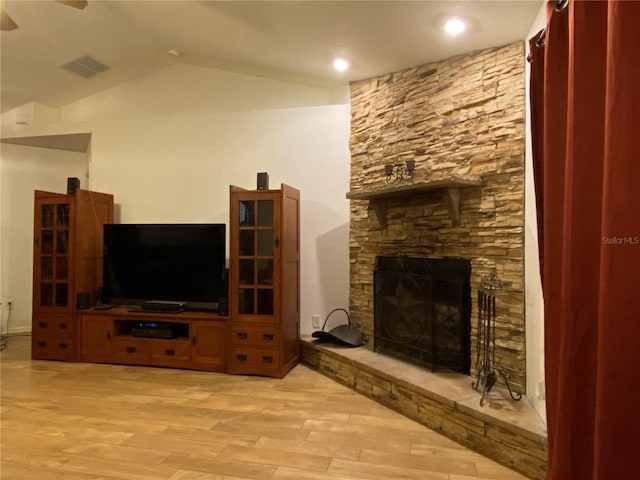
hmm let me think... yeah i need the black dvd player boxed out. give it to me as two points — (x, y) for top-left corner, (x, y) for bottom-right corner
(131, 321), (176, 338)
(140, 300), (187, 313)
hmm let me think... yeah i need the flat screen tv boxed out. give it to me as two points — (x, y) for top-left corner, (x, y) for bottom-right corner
(102, 223), (226, 311)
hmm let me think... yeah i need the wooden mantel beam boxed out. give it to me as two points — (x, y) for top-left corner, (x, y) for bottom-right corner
(346, 174), (482, 228)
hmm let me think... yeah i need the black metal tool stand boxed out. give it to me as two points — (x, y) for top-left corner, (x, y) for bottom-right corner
(472, 269), (522, 406)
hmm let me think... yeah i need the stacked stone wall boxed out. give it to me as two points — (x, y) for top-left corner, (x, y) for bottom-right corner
(348, 41), (526, 391)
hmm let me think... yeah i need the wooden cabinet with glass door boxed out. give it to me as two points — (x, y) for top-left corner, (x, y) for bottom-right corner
(228, 184), (300, 378)
(32, 189), (113, 361)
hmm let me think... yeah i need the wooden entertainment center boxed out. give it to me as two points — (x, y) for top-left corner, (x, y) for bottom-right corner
(32, 184), (300, 379)
(79, 308), (228, 372)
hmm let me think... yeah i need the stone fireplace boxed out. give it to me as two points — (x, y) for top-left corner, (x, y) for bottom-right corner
(374, 255), (471, 373)
(348, 41), (526, 392)
(301, 40), (545, 479)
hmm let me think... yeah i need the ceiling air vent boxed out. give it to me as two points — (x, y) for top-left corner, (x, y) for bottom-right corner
(61, 55), (109, 78)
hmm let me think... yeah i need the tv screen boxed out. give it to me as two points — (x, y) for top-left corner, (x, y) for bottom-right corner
(103, 224), (226, 311)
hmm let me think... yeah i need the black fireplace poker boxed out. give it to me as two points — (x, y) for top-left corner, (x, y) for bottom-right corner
(472, 269), (522, 406)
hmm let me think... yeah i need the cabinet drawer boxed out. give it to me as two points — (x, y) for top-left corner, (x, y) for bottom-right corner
(112, 338), (151, 361)
(32, 336), (75, 361)
(151, 340), (190, 362)
(33, 317), (74, 335)
(231, 325), (280, 346)
(229, 347), (280, 373)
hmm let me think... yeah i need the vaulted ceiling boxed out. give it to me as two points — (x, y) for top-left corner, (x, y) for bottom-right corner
(1, 0), (542, 114)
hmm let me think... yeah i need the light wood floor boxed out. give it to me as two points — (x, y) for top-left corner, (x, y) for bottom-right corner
(1, 335), (527, 480)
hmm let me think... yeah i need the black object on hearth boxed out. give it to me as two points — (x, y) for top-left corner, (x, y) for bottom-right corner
(312, 308), (364, 347)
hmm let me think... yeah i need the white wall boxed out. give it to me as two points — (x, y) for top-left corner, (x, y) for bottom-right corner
(88, 106), (351, 334)
(524, 1), (547, 422)
(59, 63), (338, 124)
(1, 62), (351, 336)
(0, 144), (88, 333)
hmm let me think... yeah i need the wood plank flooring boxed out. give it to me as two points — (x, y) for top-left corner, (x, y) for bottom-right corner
(1, 335), (528, 480)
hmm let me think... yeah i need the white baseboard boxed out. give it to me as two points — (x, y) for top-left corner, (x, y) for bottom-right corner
(7, 327), (31, 335)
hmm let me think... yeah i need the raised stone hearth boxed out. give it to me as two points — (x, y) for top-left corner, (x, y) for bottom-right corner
(301, 338), (547, 480)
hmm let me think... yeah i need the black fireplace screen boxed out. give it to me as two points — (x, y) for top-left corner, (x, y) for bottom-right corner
(374, 256), (471, 373)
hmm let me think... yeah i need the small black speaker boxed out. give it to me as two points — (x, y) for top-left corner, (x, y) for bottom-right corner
(218, 297), (229, 316)
(67, 177), (80, 194)
(76, 292), (91, 309)
(257, 172), (269, 190)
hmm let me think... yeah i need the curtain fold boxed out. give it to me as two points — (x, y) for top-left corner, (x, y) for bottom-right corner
(530, 1), (640, 479)
(529, 30), (546, 279)
(594, 1), (640, 478)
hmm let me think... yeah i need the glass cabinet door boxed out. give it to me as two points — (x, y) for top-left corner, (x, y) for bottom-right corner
(235, 197), (276, 318)
(38, 201), (70, 308)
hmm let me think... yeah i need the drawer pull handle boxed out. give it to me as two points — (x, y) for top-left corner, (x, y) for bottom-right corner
(126, 346), (136, 354)
(165, 349), (175, 356)
(236, 354), (247, 362)
(38, 321), (47, 328)
(107, 331), (111, 341)
(59, 342), (68, 350)
(192, 336), (197, 346)
(59, 322), (68, 329)
(38, 340), (47, 348)
(237, 331), (248, 339)
(262, 333), (274, 341)
(262, 355), (273, 363)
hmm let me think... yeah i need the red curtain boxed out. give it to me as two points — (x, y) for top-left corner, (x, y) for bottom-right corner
(530, 1), (640, 479)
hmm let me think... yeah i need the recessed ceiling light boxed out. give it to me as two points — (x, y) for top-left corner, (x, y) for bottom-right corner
(168, 49), (181, 57)
(444, 18), (466, 35)
(333, 58), (350, 72)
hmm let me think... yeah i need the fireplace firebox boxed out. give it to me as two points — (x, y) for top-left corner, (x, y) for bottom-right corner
(374, 256), (471, 373)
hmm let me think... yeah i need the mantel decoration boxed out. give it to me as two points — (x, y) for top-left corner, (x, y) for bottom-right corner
(385, 159), (415, 183)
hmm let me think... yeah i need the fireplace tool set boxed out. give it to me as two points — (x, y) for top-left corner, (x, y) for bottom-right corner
(472, 269), (522, 406)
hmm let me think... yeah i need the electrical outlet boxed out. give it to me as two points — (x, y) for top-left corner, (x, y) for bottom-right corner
(537, 381), (546, 400)
(312, 314), (321, 329)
